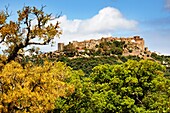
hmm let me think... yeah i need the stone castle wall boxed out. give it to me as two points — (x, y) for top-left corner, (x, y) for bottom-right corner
(71, 36), (145, 51)
(57, 36), (149, 57)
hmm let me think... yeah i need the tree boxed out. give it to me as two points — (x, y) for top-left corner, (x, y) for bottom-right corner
(59, 56), (120, 76)
(0, 6), (62, 63)
(0, 61), (75, 112)
(111, 47), (123, 55)
(56, 60), (170, 112)
(90, 60), (170, 112)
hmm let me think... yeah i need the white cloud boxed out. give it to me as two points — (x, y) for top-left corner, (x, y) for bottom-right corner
(78, 7), (137, 34)
(41, 7), (138, 52)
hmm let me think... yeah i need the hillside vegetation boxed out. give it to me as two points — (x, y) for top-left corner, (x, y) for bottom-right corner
(0, 6), (170, 113)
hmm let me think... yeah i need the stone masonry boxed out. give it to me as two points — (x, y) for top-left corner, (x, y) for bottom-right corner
(58, 36), (150, 57)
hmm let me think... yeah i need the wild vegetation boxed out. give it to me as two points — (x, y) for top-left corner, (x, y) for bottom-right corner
(55, 60), (170, 113)
(0, 6), (170, 113)
(57, 55), (141, 76)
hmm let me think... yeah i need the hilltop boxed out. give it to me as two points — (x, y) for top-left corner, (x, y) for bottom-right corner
(20, 35), (170, 76)
(47, 36), (152, 59)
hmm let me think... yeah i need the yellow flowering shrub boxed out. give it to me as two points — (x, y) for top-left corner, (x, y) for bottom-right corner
(0, 61), (74, 112)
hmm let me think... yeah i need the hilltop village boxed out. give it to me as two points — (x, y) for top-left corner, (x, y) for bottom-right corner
(55, 36), (152, 59)
(25, 35), (170, 73)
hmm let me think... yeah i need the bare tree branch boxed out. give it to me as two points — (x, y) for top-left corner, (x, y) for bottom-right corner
(0, 37), (5, 43)
(28, 38), (52, 45)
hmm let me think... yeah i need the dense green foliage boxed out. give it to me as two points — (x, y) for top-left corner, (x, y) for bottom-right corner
(58, 56), (121, 76)
(94, 41), (125, 56)
(58, 55), (141, 76)
(55, 60), (170, 113)
(151, 53), (170, 76)
(151, 53), (170, 64)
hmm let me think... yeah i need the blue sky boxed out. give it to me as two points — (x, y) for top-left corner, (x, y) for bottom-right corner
(0, 0), (170, 55)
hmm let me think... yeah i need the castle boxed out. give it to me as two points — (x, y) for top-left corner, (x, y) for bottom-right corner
(58, 36), (151, 58)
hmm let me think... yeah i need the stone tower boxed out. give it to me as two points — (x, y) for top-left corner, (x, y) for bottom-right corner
(58, 43), (64, 52)
(134, 36), (145, 51)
